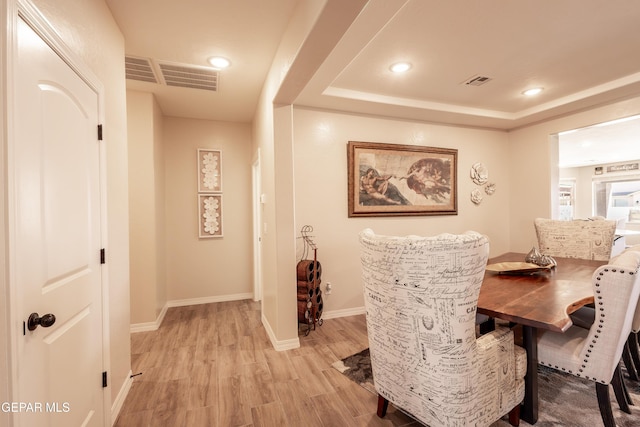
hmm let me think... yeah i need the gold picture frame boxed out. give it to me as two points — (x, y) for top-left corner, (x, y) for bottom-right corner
(347, 141), (457, 217)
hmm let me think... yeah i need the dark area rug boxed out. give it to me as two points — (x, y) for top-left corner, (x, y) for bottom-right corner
(332, 348), (640, 426)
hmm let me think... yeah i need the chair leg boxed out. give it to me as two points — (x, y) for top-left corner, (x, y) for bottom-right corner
(622, 341), (639, 381)
(377, 394), (389, 418)
(621, 370), (634, 407)
(619, 363), (634, 406)
(508, 404), (520, 427)
(596, 383), (617, 427)
(629, 332), (640, 379)
(612, 365), (632, 413)
(479, 317), (495, 335)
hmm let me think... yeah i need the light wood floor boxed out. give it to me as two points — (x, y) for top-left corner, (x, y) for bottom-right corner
(114, 300), (420, 427)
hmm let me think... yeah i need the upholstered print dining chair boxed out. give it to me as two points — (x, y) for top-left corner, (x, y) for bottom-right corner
(537, 250), (640, 427)
(359, 229), (526, 427)
(534, 217), (617, 261)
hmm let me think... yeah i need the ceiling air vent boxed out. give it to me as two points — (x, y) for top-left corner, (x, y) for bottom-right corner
(157, 62), (219, 92)
(462, 75), (493, 86)
(125, 56), (159, 83)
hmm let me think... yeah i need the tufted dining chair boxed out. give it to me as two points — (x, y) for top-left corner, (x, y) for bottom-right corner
(534, 217), (617, 261)
(537, 250), (640, 427)
(570, 245), (640, 391)
(359, 229), (526, 427)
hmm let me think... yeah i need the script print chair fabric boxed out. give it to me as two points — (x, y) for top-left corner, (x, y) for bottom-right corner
(537, 250), (640, 427)
(359, 229), (526, 427)
(534, 217), (617, 261)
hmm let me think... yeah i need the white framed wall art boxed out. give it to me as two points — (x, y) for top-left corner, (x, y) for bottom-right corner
(197, 148), (223, 193)
(198, 194), (223, 238)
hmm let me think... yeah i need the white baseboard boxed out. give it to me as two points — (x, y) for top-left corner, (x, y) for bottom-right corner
(259, 306), (364, 351)
(129, 293), (254, 333)
(111, 370), (133, 426)
(166, 292), (254, 308)
(322, 306), (365, 319)
(262, 313), (300, 351)
(130, 304), (168, 333)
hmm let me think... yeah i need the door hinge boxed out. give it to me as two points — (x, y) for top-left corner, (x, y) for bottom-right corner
(100, 248), (106, 264)
(98, 124), (103, 141)
(102, 371), (108, 388)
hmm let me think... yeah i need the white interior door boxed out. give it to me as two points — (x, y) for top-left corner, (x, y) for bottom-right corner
(12, 16), (104, 426)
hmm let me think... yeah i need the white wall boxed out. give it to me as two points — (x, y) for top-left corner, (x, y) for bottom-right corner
(164, 117), (253, 302)
(153, 94), (167, 317)
(292, 108), (511, 315)
(252, 0), (327, 349)
(127, 91), (166, 324)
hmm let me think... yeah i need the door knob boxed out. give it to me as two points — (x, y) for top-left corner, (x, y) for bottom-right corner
(27, 312), (56, 331)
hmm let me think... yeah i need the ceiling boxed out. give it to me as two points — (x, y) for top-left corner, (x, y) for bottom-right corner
(105, 0), (640, 160)
(105, 0), (300, 123)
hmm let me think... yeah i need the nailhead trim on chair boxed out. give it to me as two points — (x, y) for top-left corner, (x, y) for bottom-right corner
(544, 268), (636, 383)
(578, 272), (605, 378)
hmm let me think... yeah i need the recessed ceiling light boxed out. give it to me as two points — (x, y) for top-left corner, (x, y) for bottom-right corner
(522, 87), (543, 96)
(208, 56), (231, 69)
(389, 62), (411, 73)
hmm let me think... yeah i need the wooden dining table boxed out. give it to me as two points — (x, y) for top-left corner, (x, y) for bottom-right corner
(477, 252), (607, 425)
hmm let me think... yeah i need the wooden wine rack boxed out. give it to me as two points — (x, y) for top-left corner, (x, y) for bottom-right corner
(297, 226), (323, 335)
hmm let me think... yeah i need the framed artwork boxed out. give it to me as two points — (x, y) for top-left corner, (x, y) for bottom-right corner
(347, 141), (457, 217)
(198, 194), (223, 238)
(197, 149), (222, 193)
